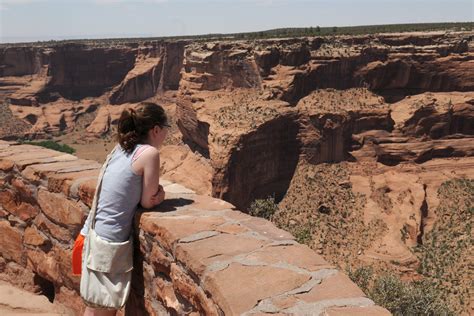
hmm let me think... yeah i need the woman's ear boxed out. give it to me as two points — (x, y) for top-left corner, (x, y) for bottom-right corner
(148, 126), (158, 140)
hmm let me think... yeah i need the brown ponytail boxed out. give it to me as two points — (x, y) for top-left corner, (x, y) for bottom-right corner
(117, 102), (169, 154)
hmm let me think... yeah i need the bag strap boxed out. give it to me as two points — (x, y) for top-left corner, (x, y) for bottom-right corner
(89, 144), (119, 231)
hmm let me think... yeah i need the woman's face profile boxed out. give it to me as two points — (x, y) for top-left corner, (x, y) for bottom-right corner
(157, 125), (168, 146)
(149, 124), (168, 148)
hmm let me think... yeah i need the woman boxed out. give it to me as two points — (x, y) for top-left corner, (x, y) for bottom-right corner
(72, 102), (170, 316)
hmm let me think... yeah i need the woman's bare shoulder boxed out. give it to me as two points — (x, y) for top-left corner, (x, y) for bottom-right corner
(131, 145), (160, 176)
(138, 146), (160, 165)
(141, 145), (159, 157)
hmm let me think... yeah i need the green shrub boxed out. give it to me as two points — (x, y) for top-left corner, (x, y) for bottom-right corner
(248, 196), (278, 220)
(293, 225), (312, 245)
(21, 140), (76, 154)
(348, 267), (455, 315)
(346, 266), (373, 293)
(371, 276), (453, 316)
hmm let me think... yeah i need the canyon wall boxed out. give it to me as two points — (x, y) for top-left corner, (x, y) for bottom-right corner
(1, 33), (473, 211)
(1, 32), (472, 108)
(1, 31), (473, 297)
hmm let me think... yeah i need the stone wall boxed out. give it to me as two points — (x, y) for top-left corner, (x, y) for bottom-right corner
(0, 140), (390, 315)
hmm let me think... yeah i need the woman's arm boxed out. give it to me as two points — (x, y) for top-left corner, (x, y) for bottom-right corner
(140, 147), (165, 209)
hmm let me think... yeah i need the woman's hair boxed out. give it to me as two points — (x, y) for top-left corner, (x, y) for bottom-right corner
(117, 102), (169, 153)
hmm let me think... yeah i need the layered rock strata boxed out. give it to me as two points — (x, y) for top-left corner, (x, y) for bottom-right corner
(0, 141), (389, 315)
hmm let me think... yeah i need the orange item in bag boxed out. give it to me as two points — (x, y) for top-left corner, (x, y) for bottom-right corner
(72, 233), (85, 275)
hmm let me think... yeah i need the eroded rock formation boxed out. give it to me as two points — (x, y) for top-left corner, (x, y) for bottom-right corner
(1, 31), (473, 310)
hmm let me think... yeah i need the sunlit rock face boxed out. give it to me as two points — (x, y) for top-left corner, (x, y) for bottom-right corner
(1, 31), (473, 306)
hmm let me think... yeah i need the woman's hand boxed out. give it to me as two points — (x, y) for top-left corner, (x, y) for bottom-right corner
(150, 184), (165, 206)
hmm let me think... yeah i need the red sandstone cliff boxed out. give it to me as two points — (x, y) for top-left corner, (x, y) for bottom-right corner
(0, 32), (473, 312)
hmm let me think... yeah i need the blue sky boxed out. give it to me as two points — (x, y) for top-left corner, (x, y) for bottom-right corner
(0, 0), (473, 43)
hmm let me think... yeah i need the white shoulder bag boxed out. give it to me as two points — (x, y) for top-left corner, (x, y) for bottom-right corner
(80, 145), (134, 309)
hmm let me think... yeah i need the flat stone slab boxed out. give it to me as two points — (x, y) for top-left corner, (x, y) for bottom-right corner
(244, 244), (333, 272)
(15, 154), (78, 170)
(139, 213), (227, 251)
(163, 183), (196, 194)
(48, 169), (99, 196)
(325, 305), (392, 315)
(203, 263), (311, 315)
(22, 160), (100, 181)
(0, 280), (74, 315)
(0, 144), (48, 158)
(295, 272), (365, 302)
(175, 233), (269, 276)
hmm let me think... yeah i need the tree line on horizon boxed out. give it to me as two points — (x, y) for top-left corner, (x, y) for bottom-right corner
(1, 22), (473, 47)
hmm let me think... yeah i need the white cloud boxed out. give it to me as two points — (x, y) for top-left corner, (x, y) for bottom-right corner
(0, 0), (169, 8)
(0, 0), (286, 4)
(0, 0), (46, 4)
(93, 0), (169, 4)
(0, 0), (45, 11)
